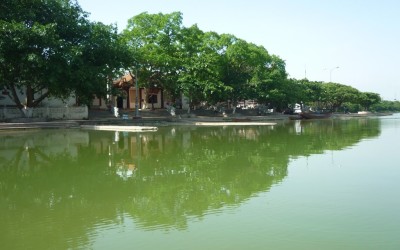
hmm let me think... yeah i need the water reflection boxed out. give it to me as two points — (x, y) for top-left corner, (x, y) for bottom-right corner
(0, 119), (381, 249)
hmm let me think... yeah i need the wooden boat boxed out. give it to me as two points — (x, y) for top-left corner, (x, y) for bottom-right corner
(300, 112), (332, 119)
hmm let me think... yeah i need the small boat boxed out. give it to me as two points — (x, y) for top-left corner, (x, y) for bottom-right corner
(300, 112), (332, 119)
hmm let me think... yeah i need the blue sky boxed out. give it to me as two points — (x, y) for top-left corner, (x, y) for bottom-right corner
(79, 0), (400, 100)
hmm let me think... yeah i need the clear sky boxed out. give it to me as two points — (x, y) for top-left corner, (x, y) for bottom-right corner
(79, 0), (400, 100)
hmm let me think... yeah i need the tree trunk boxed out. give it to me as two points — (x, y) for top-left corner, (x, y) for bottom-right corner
(7, 83), (50, 117)
(187, 95), (191, 114)
(26, 84), (35, 107)
(8, 84), (24, 110)
(231, 99), (238, 114)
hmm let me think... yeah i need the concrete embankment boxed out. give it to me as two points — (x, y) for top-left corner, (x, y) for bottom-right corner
(0, 109), (289, 130)
(0, 121), (80, 130)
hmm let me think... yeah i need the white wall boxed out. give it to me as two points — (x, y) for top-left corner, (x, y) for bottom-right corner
(0, 106), (88, 119)
(0, 90), (77, 107)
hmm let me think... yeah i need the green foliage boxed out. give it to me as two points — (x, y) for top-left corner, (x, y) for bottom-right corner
(290, 79), (387, 113)
(0, 0), (129, 109)
(122, 12), (183, 94)
(371, 100), (400, 112)
(119, 12), (391, 113)
(177, 28), (227, 105)
(321, 83), (360, 111)
(1, 4), (392, 113)
(342, 102), (361, 113)
(257, 55), (290, 109)
(358, 92), (381, 111)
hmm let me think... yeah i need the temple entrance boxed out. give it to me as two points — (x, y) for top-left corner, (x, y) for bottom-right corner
(117, 96), (123, 109)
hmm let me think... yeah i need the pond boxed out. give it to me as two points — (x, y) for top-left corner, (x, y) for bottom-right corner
(1, 114), (399, 250)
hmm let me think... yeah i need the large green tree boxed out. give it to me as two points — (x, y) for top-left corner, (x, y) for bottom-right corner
(322, 83), (360, 111)
(122, 11), (184, 103)
(254, 55), (289, 110)
(299, 80), (325, 109)
(0, 0), (128, 114)
(119, 11), (388, 114)
(176, 27), (227, 111)
(220, 35), (267, 110)
(358, 92), (381, 111)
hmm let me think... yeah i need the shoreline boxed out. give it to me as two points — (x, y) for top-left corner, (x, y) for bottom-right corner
(0, 112), (396, 130)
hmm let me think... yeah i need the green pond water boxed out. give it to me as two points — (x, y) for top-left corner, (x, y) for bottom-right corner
(1, 115), (399, 250)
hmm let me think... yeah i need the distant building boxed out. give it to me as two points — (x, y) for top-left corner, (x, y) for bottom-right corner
(92, 73), (165, 110)
(1, 73), (187, 116)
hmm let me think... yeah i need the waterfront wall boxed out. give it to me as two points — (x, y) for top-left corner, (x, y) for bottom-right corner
(0, 106), (88, 120)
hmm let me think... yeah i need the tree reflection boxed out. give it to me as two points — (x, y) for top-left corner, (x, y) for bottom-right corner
(0, 118), (381, 249)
